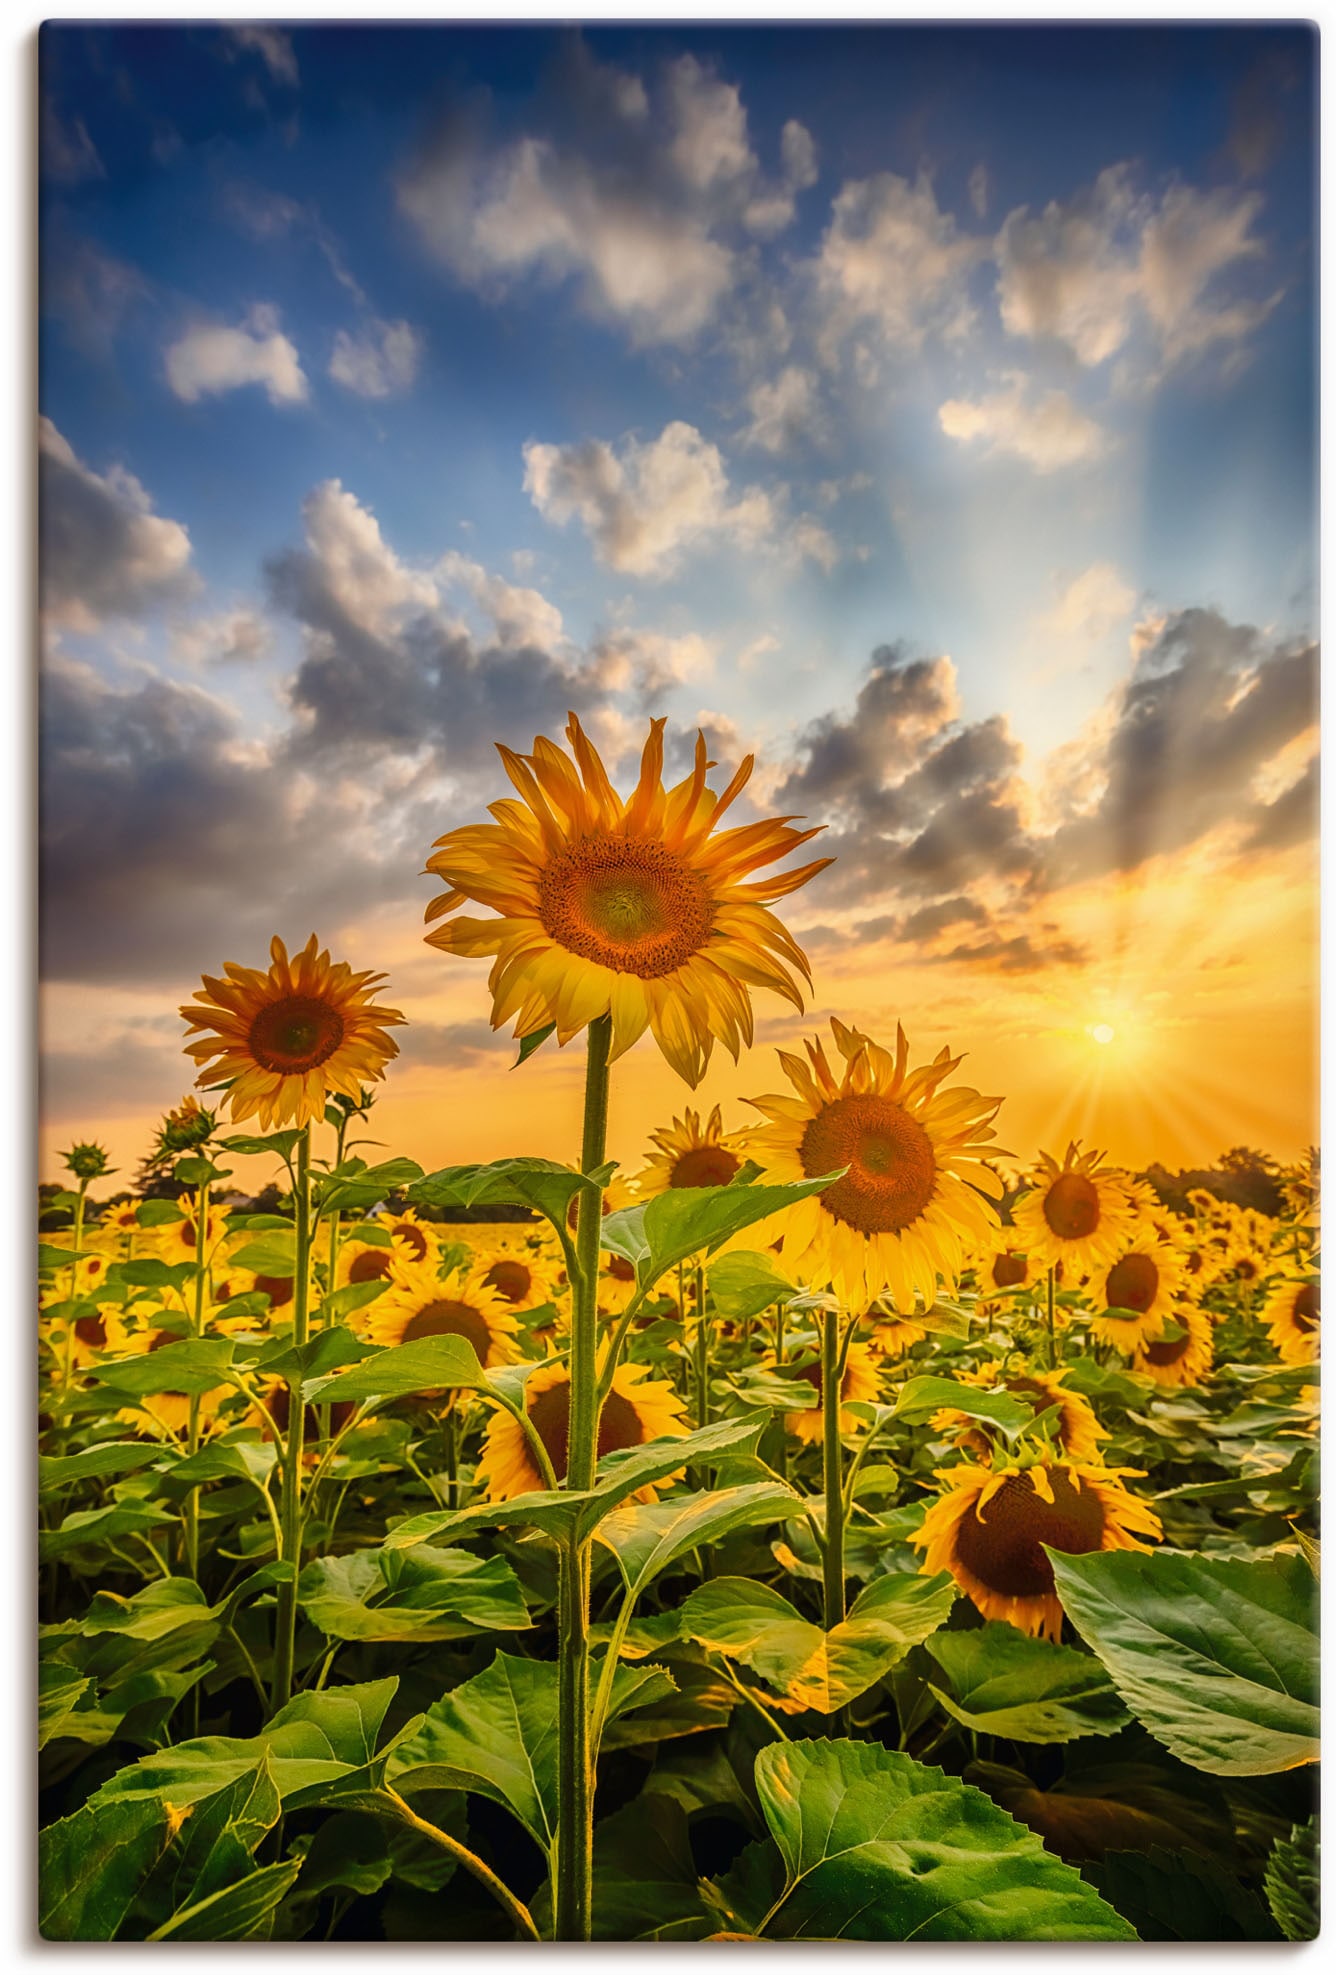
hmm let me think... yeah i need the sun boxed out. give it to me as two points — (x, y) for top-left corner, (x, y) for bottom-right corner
(1090, 1023), (1116, 1046)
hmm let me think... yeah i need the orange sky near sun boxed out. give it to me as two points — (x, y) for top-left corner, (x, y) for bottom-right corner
(41, 832), (1316, 1199)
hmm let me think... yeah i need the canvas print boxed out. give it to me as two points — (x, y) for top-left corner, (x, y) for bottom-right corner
(37, 19), (1318, 1944)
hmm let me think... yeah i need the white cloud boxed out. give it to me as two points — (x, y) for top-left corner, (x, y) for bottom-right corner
(938, 374), (1107, 472)
(298, 480), (438, 635)
(39, 417), (194, 630)
(740, 365), (822, 453)
(437, 551), (565, 651)
(1039, 563), (1137, 641)
(588, 626), (714, 697)
(328, 319), (423, 398)
(523, 420), (780, 578)
(996, 165), (1277, 370)
(165, 304), (308, 407)
(224, 25), (299, 88)
(170, 608), (273, 668)
(815, 171), (984, 361)
(666, 54), (753, 192)
(968, 163), (990, 219)
(789, 515), (840, 573)
(781, 120), (819, 193)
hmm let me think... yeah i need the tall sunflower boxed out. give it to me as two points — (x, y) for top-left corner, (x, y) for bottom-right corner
(475, 1360), (686, 1500)
(180, 934), (404, 1128)
(422, 714), (831, 1087)
(476, 1241), (559, 1316)
(1087, 1235), (1188, 1350)
(1264, 1278), (1319, 1366)
(914, 1455), (1161, 1640)
(1131, 1305), (1214, 1388)
(638, 1105), (750, 1194)
(777, 1338), (881, 1443)
(932, 1362), (1108, 1465)
(360, 1261), (520, 1368)
(746, 1018), (1003, 1310)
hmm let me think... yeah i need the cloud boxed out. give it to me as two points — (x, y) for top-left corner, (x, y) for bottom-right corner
(938, 374), (1107, 472)
(587, 626), (714, 700)
(1037, 563), (1136, 644)
(523, 420), (778, 579)
(169, 608), (273, 668)
(396, 43), (812, 346)
(40, 97), (104, 183)
(39, 418), (194, 630)
(328, 319), (423, 398)
(221, 181), (365, 303)
(437, 550), (567, 652)
(814, 171), (984, 361)
(165, 305), (309, 406)
(968, 163), (990, 219)
(996, 165), (1278, 372)
(740, 365), (823, 453)
(223, 25), (300, 89)
(41, 235), (150, 361)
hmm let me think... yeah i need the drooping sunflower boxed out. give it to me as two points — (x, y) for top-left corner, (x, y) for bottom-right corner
(359, 1261), (520, 1368)
(422, 714), (832, 1088)
(638, 1105), (751, 1194)
(1264, 1277), (1320, 1366)
(772, 1338), (882, 1443)
(1010, 1144), (1138, 1278)
(913, 1456), (1161, 1640)
(1131, 1305), (1214, 1388)
(180, 934), (404, 1129)
(931, 1362), (1109, 1465)
(745, 1018), (1003, 1310)
(475, 1359), (687, 1500)
(1087, 1236), (1188, 1350)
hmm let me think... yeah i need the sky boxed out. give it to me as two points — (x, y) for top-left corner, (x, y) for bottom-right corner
(37, 20), (1318, 1191)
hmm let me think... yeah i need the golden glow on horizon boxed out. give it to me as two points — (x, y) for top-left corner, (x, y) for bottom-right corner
(1090, 1023), (1116, 1046)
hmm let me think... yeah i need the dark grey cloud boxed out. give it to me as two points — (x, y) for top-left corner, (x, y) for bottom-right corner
(928, 932), (1087, 974)
(39, 418), (196, 627)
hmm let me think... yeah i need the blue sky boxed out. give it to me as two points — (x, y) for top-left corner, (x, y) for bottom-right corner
(37, 21), (1319, 1171)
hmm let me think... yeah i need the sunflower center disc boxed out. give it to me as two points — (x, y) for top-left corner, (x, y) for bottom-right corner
(606, 1255), (637, 1282)
(954, 1468), (1107, 1598)
(671, 1145), (742, 1188)
(800, 1093), (937, 1233)
(1106, 1252), (1159, 1313)
(1143, 1329), (1190, 1366)
(248, 994), (347, 1073)
(347, 1248), (394, 1284)
(401, 1297), (495, 1363)
(391, 1221), (431, 1262)
(75, 1315), (107, 1347)
(992, 1251), (1027, 1288)
(254, 1274), (294, 1309)
(527, 1383), (645, 1481)
(485, 1259), (535, 1305)
(1043, 1172), (1101, 1240)
(1292, 1284), (1318, 1331)
(538, 836), (715, 978)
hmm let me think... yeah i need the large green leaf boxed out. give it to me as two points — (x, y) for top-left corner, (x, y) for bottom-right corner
(298, 1545), (530, 1642)
(705, 1739), (1136, 1939)
(39, 1796), (179, 1939)
(596, 1484), (798, 1603)
(386, 1652), (675, 1850)
(925, 1623), (1130, 1743)
(316, 1156), (425, 1215)
(705, 1250), (796, 1321)
(86, 1337), (238, 1396)
(531, 1793), (710, 1941)
(148, 1860), (304, 1941)
(407, 1156), (609, 1235)
(310, 1333), (489, 1404)
(39, 1441), (168, 1489)
(890, 1375), (1033, 1435)
(680, 1572), (957, 1713)
(78, 1577), (221, 1644)
(1047, 1548), (1319, 1775)
(601, 1174), (839, 1289)
(1263, 1817), (1319, 1941)
(1090, 1845), (1279, 1941)
(40, 1500), (178, 1561)
(38, 1663), (93, 1748)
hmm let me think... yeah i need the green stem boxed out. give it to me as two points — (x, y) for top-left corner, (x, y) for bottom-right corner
(772, 1300), (788, 1483)
(821, 1308), (846, 1631)
(443, 1403), (460, 1511)
(270, 1127), (312, 1714)
(183, 1178), (212, 1584)
(58, 1180), (89, 1413)
(693, 1264), (709, 1433)
(375, 1788), (540, 1941)
(1047, 1266), (1058, 1369)
(554, 1011), (612, 1945)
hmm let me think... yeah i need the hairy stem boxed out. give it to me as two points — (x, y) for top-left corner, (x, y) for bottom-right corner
(270, 1127), (312, 1714)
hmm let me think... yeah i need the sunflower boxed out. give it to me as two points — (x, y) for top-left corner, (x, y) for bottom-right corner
(180, 934), (404, 1129)
(745, 1018), (1003, 1311)
(866, 1311), (928, 1357)
(422, 713), (832, 1088)
(153, 1190), (230, 1269)
(247, 1381), (358, 1456)
(932, 1362), (1108, 1464)
(1221, 1236), (1269, 1293)
(1264, 1278), (1319, 1366)
(378, 1208), (438, 1269)
(114, 1325), (235, 1440)
(638, 1105), (751, 1194)
(42, 1302), (132, 1371)
(1131, 1305), (1214, 1388)
(1010, 1144), (1139, 1279)
(973, 1236), (1034, 1300)
(475, 1240), (559, 1316)
(1087, 1235), (1188, 1350)
(359, 1260), (521, 1370)
(475, 1359), (687, 1500)
(776, 1338), (882, 1443)
(913, 1455), (1161, 1640)
(334, 1230), (406, 1293)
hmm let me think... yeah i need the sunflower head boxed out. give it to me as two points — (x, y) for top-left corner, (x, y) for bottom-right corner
(1087, 1235), (1188, 1351)
(476, 1240), (558, 1315)
(776, 1338), (882, 1443)
(423, 714), (833, 1087)
(180, 935), (404, 1129)
(1131, 1305), (1214, 1387)
(932, 1361), (1109, 1465)
(61, 1139), (114, 1183)
(638, 1103), (751, 1196)
(746, 1018), (1003, 1310)
(914, 1454), (1161, 1639)
(1264, 1277), (1319, 1366)
(475, 1359), (687, 1500)
(361, 1260), (520, 1370)
(1010, 1143), (1139, 1277)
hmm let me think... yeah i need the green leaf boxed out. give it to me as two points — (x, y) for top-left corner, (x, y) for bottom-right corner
(38, 1663), (93, 1748)
(134, 1200), (186, 1227)
(387, 1653), (675, 1849)
(1090, 1845), (1280, 1941)
(532, 1793), (709, 1941)
(310, 1333), (489, 1404)
(149, 1859), (303, 1941)
(250, 1322), (373, 1386)
(227, 1232), (297, 1274)
(172, 1155), (229, 1188)
(79, 1578), (219, 1643)
(38, 1240), (86, 1271)
(109, 1257), (197, 1293)
(1263, 1817), (1319, 1940)
(39, 1796), (178, 1939)
(595, 1483), (798, 1603)
(681, 1573), (956, 1714)
(601, 1174), (840, 1287)
(705, 1250), (796, 1321)
(220, 1129), (305, 1160)
(967, 1754), (1230, 1863)
(514, 1022), (557, 1066)
(39, 1440), (168, 1489)
(891, 1375), (1034, 1435)
(298, 1545), (530, 1642)
(314, 1280), (389, 1327)
(317, 1156), (425, 1215)
(407, 1156), (608, 1236)
(706, 1738), (1136, 1939)
(86, 1338), (237, 1396)
(925, 1624), (1130, 1743)
(133, 1757), (285, 1938)
(41, 1501), (178, 1561)
(1047, 1547), (1319, 1775)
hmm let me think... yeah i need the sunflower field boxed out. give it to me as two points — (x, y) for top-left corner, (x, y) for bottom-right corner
(37, 715), (1319, 1943)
